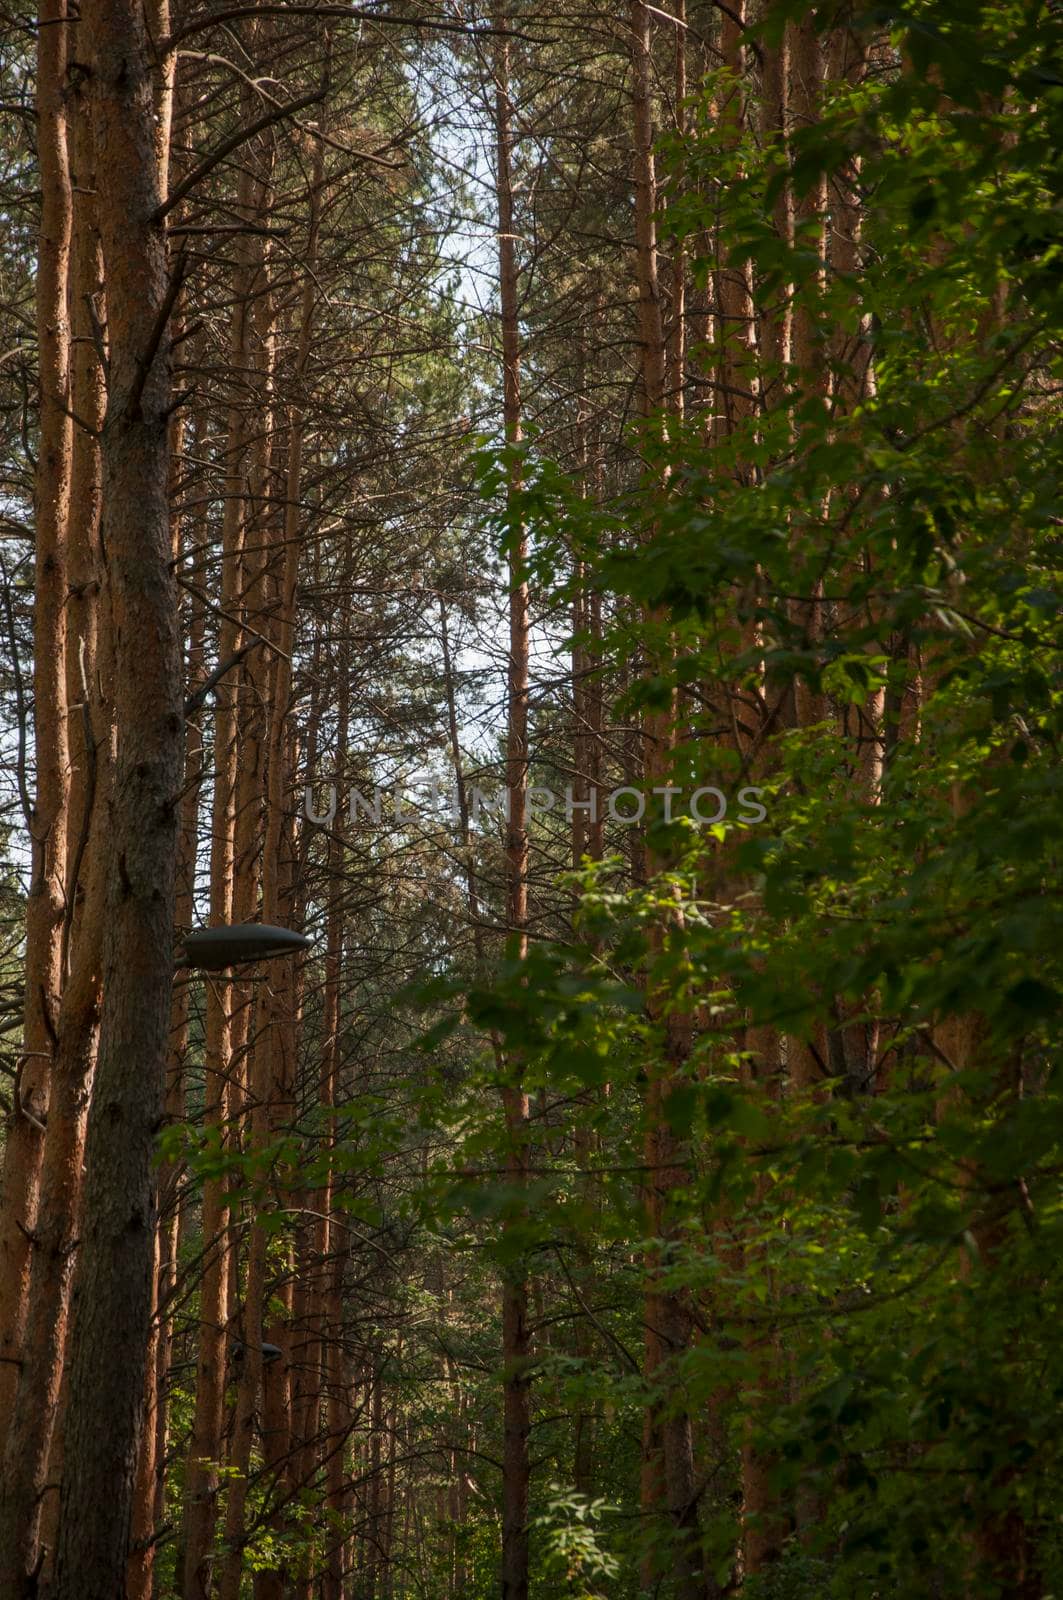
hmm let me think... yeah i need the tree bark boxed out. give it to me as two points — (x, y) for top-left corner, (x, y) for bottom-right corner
(494, 12), (532, 1598)
(49, 0), (183, 1587)
(0, 25), (102, 1581)
(180, 133), (263, 1600)
(0, 0), (73, 1438)
(629, 5), (705, 1593)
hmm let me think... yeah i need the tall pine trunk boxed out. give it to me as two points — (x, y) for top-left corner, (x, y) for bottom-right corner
(0, 0), (73, 1438)
(50, 0), (183, 1586)
(629, 3), (705, 1592)
(494, 12), (532, 1596)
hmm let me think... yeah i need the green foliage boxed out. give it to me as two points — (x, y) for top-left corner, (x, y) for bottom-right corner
(450, 0), (1063, 1593)
(157, 3), (1063, 1593)
(532, 1486), (621, 1598)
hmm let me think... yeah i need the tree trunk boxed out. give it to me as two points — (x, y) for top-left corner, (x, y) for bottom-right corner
(0, 0), (72, 1439)
(49, 0), (182, 1587)
(494, 13), (532, 1598)
(222, 134), (317, 1590)
(629, 4), (704, 1593)
(0, 27), (102, 1581)
(180, 139), (263, 1600)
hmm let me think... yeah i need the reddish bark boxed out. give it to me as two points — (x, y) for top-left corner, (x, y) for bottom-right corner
(50, 0), (184, 1584)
